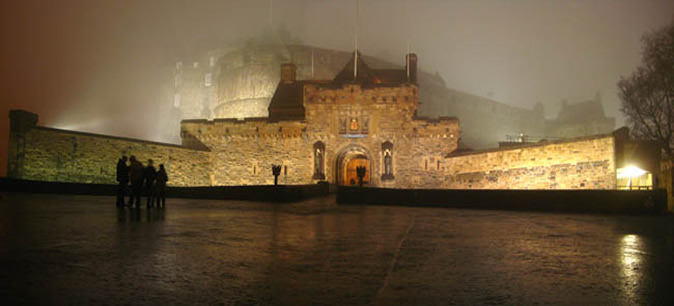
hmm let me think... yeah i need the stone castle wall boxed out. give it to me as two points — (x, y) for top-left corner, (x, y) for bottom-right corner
(8, 112), (211, 186)
(180, 119), (459, 188)
(8, 111), (619, 190)
(181, 119), (311, 186)
(441, 135), (617, 189)
(180, 82), (460, 188)
(303, 83), (459, 188)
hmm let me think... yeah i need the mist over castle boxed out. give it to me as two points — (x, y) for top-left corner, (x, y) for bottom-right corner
(164, 39), (616, 149)
(3, 2), (674, 304)
(6, 48), (655, 191)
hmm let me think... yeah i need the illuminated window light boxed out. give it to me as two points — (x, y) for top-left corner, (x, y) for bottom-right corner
(617, 165), (652, 190)
(617, 165), (647, 179)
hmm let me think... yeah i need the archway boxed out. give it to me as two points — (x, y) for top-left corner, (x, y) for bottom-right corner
(344, 155), (369, 185)
(335, 145), (373, 186)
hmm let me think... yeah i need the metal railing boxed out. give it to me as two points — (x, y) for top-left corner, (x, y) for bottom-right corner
(504, 134), (566, 143)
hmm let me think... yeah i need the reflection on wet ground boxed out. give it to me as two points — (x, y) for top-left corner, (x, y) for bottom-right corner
(1, 193), (673, 305)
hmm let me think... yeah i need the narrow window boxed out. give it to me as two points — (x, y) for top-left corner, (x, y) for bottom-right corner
(173, 93), (181, 108)
(174, 74), (181, 88)
(205, 73), (212, 87)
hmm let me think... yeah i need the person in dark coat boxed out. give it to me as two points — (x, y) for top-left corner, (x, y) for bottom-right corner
(154, 164), (169, 208)
(127, 155), (144, 208)
(115, 156), (129, 207)
(144, 159), (157, 208)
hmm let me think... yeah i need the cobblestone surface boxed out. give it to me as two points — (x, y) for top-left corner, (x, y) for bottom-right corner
(1, 193), (673, 305)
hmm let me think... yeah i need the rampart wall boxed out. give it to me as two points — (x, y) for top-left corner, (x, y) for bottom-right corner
(441, 135), (617, 189)
(181, 119), (311, 186)
(8, 111), (211, 186)
(180, 117), (459, 188)
(8, 109), (619, 191)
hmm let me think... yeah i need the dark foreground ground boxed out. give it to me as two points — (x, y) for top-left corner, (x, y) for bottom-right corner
(1, 193), (673, 305)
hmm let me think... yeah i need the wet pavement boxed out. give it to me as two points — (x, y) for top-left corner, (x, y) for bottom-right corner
(1, 193), (673, 305)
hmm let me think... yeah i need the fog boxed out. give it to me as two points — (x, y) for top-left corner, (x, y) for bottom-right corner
(1, 0), (673, 176)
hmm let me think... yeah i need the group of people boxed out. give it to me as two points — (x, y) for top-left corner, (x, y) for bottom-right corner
(116, 155), (169, 208)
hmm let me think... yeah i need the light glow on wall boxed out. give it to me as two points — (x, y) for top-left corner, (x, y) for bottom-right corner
(617, 166), (647, 179)
(617, 165), (652, 190)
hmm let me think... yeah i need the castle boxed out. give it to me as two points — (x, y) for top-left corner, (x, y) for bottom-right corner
(6, 52), (658, 190)
(165, 43), (616, 149)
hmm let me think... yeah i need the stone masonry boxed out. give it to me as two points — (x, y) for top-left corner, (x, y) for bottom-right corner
(442, 135), (617, 189)
(7, 53), (630, 190)
(8, 110), (211, 186)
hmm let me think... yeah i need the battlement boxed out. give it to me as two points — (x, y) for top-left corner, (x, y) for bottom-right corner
(181, 118), (307, 141)
(304, 83), (418, 106)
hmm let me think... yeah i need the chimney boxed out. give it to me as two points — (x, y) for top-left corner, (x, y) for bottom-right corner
(280, 63), (297, 84)
(406, 53), (418, 83)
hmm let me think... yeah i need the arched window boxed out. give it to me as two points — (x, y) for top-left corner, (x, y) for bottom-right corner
(313, 141), (326, 180)
(382, 141), (394, 181)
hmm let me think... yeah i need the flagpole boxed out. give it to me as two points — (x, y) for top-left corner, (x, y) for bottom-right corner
(354, 0), (359, 80)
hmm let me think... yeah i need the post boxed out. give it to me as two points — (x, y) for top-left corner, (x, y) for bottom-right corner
(272, 164), (282, 186)
(353, 0), (359, 80)
(356, 165), (366, 188)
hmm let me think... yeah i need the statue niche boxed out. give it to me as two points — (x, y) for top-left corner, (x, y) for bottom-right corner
(313, 141), (326, 180)
(381, 141), (394, 181)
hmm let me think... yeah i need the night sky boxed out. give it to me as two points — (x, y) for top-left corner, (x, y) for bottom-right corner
(1, 0), (673, 176)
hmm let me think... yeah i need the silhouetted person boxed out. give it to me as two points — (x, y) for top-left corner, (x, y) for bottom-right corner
(128, 156), (144, 208)
(155, 164), (168, 208)
(115, 156), (129, 207)
(144, 159), (157, 208)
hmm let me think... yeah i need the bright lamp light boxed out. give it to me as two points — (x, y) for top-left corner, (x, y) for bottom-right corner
(617, 165), (647, 179)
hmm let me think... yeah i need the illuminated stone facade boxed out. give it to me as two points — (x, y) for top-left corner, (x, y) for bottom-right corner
(8, 54), (647, 190)
(443, 135), (617, 189)
(7, 110), (211, 186)
(179, 53), (459, 187)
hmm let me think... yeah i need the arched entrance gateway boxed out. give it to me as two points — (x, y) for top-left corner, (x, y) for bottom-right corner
(335, 145), (373, 186)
